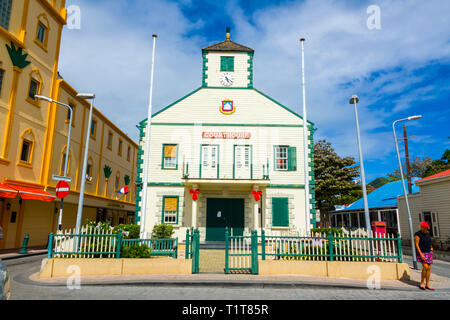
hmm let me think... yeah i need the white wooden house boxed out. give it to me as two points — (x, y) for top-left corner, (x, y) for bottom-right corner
(136, 30), (317, 242)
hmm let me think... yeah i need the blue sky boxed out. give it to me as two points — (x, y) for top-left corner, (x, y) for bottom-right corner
(60, 0), (450, 181)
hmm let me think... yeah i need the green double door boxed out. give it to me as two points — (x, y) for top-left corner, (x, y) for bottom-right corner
(206, 198), (245, 241)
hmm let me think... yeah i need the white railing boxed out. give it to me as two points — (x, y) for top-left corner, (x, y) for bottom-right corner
(52, 226), (118, 258)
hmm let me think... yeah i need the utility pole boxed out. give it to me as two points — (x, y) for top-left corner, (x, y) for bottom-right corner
(403, 125), (413, 194)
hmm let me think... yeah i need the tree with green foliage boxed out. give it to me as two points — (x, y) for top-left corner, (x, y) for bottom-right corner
(387, 150), (449, 180)
(387, 156), (433, 181)
(314, 140), (363, 225)
(422, 149), (450, 177)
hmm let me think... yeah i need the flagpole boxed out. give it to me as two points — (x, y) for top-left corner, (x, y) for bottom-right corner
(140, 34), (158, 239)
(300, 38), (311, 233)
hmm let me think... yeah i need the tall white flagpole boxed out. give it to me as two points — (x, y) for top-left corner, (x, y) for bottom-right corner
(140, 34), (158, 239)
(300, 38), (311, 233)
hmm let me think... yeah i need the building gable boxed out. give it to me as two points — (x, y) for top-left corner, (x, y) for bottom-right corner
(148, 87), (313, 127)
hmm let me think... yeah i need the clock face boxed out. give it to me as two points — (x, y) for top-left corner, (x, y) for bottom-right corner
(220, 73), (234, 87)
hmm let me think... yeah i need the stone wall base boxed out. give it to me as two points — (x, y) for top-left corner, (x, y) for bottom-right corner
(259, 260), (410, 281)
(40, 257), (192, 278)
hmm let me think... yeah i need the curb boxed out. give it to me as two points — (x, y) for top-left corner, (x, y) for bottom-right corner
(17, 272), (421, 292)
(1, 252), (47, 261)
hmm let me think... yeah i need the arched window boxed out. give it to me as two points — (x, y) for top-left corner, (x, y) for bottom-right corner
(66, 100), (76, 127)
(60, 146), (72, 176)
(18, 129), (35, 167)
(35, 14), (50, 51)
(27, 69), (43, 107)
(86, 157), (94, 183)
(115, 171), (120, 192)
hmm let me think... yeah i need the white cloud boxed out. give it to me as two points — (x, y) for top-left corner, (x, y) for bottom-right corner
(59, 0), (449, 167)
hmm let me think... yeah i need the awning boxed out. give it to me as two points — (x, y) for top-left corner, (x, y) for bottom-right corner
(1, 184), (55, 202)
(0, 183), (19, 199)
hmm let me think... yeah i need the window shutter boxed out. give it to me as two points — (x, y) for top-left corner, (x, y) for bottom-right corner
(221, 57), (227, 71)
(272, 198), (289, 227)
(228, 57), (234, 71)
(164, 197), (178, 212)
(288, 147), (297, 171)
(164, 145), (177, 158)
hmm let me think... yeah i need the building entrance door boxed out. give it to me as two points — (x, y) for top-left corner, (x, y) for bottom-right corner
(206, 198), (244, 242)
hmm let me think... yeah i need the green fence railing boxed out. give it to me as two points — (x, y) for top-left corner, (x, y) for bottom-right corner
(225, 229), (258, 274)
(189, 229), (200, 274)
(258, 230), (403, 263)
(47, 232), (179, 259)
(122, 238), (178, 258)
(47, 232), (122, 259)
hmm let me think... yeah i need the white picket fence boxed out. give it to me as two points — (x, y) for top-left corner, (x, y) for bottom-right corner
(52, 226), (118, 258)
(262, 229), (401, 263)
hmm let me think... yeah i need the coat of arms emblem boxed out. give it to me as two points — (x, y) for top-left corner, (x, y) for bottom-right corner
(220, 100), (236, 115)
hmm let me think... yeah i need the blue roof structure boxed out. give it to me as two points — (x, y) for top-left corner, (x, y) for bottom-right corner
(344, 178), (420, 210)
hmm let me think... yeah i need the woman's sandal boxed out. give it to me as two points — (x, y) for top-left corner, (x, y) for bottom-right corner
(419, 285), (426, 290)
(426, 286), (435, 291)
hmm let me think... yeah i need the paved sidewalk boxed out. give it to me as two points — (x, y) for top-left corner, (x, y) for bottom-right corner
(0, 248), (47, 260)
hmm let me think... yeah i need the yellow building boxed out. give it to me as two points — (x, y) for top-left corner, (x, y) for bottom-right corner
(0, 1), (138, 250)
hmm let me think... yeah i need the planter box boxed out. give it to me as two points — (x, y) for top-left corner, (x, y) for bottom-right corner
(259, 260), (410, 280)
(40, 257), (191, 279)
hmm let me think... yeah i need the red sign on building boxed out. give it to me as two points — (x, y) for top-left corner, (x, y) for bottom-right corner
(202, 132), (251, 139)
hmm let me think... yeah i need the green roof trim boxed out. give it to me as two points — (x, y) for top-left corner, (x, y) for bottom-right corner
(142, 87), (315, 127)
(253, 88), (315, 126)
(152, 87), (203, 118)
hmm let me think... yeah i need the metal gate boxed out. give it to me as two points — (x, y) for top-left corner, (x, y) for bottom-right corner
(225, 229), (258, 274)
(185, 229), (200, 274)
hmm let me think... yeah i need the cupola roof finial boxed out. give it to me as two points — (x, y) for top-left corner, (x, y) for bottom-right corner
(226, 27), (231, 40)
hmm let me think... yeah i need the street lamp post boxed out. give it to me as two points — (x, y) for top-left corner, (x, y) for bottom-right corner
(393, 115), (422, 270)
(75, 93), (96, 235)
(349, 95), (372, 235)
(35, 95), (73, 231)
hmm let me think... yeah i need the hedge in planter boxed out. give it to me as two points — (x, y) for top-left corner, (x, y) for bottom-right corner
(121, 245), (152, 259)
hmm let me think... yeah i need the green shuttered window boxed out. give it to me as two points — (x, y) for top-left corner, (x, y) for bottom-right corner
(272, 198), (289, 227)
(275, 146), (297, 171)
(220, 57), (235, 72)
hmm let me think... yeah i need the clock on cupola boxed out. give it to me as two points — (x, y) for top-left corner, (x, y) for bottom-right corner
(202, 27), (254, 88)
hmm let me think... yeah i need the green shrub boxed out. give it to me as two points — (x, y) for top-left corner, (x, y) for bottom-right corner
(121, 245), (152, 258)
(113, 224), (140, 239)
(84, 219), (113, 233)
(152, 224), (174, 239)
(310, 227), (344, 236)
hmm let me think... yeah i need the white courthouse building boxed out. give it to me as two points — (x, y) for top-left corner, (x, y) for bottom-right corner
(136, 31), (317, 242)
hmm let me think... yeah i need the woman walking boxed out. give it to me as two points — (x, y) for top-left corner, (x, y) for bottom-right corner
(415, 221), (434, 290)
